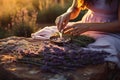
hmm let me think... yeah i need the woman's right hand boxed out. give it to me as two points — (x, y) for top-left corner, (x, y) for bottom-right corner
(55, 12), (71, 32)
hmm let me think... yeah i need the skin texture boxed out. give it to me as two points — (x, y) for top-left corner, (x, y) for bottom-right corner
(55, 0), (120, 35)
(55, 0), (81, 32)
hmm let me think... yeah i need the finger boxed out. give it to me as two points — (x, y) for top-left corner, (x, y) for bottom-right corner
(59, 16), (64, 32)
(55, 17), (59, 26)
(59, 16), (69, 32)
(61, 22), (67, 32)
(71, 27), (80, 35)
(73, 29), (80, 36)
(64, 25), (78, 33)
(62, 19), (69, 29)
(64, 27), (74, 34)
(70, 28), (79, 36)
(64, 26), (80, 35)
(55, 16), (61, 31)
(57, 17), (62, 31)
(63, 26), (73, 32)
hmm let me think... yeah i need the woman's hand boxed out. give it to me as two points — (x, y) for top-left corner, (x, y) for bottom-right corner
(55, 12), (71, 32)
(63, 22), (89, 36)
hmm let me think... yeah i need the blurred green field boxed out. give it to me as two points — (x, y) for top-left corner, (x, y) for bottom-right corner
(0, 0), (86, 38)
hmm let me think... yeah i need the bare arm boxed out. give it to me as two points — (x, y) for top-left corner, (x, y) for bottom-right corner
(84, 3), (120, 33)
(67, 0), (81, 20)
(55, 0), (81, 32)
(64, 2), (120, 35)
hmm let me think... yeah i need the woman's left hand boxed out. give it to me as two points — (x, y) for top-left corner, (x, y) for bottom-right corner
(63, 22), (89, 35)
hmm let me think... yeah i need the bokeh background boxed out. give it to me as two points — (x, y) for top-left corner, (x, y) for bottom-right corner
(0, 0), (86, 38)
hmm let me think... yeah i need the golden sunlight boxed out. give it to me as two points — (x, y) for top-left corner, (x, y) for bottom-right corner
(0, 0), (66, 17)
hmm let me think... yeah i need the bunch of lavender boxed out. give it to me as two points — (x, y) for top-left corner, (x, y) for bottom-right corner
(70, 35), (95, 47)
(40, 44), (110, 73)
(50, 34), (95, 48)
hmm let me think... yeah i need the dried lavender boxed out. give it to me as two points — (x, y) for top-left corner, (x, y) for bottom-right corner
(40, 44), (110, 73)
(14, 35), (110, 74)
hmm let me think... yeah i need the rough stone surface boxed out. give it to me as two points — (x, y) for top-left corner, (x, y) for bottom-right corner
(0, 36), (119, 80)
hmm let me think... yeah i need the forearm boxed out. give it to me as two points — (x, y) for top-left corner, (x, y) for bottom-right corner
(87, 2), (120, 33)
(67, 0), (81, 20)
(87, 21), (120, 33)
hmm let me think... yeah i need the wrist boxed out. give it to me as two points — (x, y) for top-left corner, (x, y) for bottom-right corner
(67, 7), (74, 13)
(76, 22), (91, 32)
